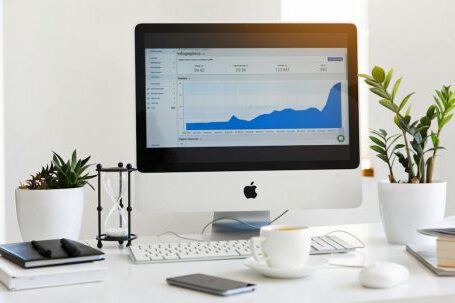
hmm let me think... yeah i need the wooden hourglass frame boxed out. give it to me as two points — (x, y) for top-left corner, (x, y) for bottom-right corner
(96, 163), (137, 248)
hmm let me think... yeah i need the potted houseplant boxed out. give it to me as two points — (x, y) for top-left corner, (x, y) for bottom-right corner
(15, 150), (95, 241)
(360, 67), (454, 244)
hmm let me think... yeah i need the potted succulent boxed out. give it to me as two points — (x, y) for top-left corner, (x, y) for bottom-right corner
(361, 67), (454, 244)
(15, 150), (95, 241)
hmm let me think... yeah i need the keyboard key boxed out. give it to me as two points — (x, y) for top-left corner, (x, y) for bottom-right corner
(163, 253), (179, 260)
(321, 236), (345, 250)
(329, 235), (358, 249)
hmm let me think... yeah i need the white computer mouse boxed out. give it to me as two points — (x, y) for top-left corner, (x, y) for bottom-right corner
(359, 262), (410, 289)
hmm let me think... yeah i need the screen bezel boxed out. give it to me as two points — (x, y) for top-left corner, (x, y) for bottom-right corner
(135, 23), (359, 172)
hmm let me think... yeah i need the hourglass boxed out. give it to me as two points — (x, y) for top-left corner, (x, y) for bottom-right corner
(96, 163), (137, 248)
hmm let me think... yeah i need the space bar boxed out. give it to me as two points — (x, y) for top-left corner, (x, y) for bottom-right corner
(179, 252), (240, 259)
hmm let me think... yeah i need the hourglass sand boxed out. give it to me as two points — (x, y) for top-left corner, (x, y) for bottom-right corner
(103, 169), (128, 238)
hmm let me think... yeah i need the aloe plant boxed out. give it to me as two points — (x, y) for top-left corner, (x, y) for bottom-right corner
(360, 66), (455, 183)
(52, 150), (96, 189)
(19, 150), (96, 190)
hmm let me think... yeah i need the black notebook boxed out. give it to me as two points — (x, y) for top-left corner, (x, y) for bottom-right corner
(0, 239), (104, 268)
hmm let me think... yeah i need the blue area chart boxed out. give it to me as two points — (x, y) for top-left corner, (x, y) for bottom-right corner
(186, 82), (342, 130)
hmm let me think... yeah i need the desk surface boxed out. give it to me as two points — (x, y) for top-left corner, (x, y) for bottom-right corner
(1, 223), (455, 303)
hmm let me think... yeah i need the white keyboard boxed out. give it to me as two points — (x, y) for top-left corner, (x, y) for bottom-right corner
(129, 235), (359, 264)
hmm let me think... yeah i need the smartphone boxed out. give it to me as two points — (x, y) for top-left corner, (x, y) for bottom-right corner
(166, 273), (256, 296)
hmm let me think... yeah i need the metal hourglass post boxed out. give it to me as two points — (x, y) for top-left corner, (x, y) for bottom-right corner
(96, 164), (103, 249)
(126, 163), (133, 246)
(118, 162), (124, 245)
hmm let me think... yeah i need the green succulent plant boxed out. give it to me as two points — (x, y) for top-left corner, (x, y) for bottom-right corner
(19, 164), (58, 190)
(360, 66), (455, 183)
(52, 150), (96, 190)
(19, 150), (96, 190)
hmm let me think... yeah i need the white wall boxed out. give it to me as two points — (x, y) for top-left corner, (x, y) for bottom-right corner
(368, 0), (455, 214)
(3, 0), (282, 242)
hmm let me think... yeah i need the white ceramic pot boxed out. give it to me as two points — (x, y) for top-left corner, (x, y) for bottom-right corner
(378, 180), (446, 245)
(15, 187), (85, 241)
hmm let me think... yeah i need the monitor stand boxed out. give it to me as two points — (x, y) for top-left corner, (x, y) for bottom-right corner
(209, 211), (271, 240)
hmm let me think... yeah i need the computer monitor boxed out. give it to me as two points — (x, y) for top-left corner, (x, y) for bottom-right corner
(134, 24), (361, 236)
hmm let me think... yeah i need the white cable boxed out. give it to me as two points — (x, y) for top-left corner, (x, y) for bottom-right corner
(200, 210), (289, 234)
(200, 217), (261, 235)
(157, 210), (290, 240)
(324, 229), (365, 248)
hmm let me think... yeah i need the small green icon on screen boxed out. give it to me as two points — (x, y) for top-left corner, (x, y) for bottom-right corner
(337, 135), (345, 143)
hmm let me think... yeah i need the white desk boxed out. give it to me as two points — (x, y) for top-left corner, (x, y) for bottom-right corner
(1, 223), (455, 303)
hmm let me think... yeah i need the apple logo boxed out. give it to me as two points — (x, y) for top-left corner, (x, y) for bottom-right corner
(243, 181), (257, 199)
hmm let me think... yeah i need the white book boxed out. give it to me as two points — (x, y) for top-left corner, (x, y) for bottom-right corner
(406, 243), (455, 276)
(418, 216), (455, 237)
(0, 257), (106, 291)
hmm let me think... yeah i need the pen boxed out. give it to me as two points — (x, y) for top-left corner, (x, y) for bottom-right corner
(31, 240), (52, 258)
(60, 238), (81, 257)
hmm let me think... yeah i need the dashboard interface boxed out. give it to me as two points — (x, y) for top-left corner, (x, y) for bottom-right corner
(145, 48), (349, 148)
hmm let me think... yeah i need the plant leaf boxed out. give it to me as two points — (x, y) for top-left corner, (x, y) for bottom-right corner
(413, 132), (423, 145)
(405, 105), (412, 117)
(383, 69), (393, 89)
(371, 88), (391, 99)
(398, 92), (415, 112)
(424, 146), (446, 154)
(370, 129), (386, 138)
(376, 154), (389, 163)
(392, 77), (402, 100)
(359, 73), (373, 80)
(372, 66), (386, 83)
(392, 144), (405, 152)
(364, 79), (380, 87)
(440, 113), (454, 129)
(369, 136), (386, 148)
(379, 99), (398, 112)
(434, 95), (443, 112)
(385, 133), (400, 143)
(370, 145), (386, 154)
(426, 105), (437, 119)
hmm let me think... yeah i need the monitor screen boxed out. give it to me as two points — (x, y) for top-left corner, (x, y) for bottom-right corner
(145, 48), (349, 148)
(135, 24), (359, 172)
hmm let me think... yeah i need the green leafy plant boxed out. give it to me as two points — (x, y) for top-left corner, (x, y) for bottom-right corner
(19, 150), (96, 190)
(360, 66), (455, 183)
(369, 129), (404, 183)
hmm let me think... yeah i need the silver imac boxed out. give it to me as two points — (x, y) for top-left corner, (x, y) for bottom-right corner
(134, 24), (361, 237)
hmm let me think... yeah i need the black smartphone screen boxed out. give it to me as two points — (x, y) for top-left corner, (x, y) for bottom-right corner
(166, 273), (256, 296)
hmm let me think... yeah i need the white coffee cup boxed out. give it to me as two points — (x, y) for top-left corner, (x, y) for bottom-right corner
(249, 225), (311, 269)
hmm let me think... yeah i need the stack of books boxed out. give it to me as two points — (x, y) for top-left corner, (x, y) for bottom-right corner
(437, 237), (455, 267)
(407, 216), (455, 276)
(0, 239), (105, 290)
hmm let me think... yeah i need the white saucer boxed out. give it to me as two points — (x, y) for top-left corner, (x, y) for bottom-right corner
(244, 257), (329, 279)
